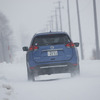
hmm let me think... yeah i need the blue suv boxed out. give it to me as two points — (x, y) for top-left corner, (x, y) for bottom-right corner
(23, 32), (80, 81)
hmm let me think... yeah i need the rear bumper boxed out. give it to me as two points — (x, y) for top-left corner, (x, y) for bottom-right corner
(29, 63), (79, 75)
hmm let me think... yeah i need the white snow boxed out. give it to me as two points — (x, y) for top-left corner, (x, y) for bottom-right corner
(0, 51), (100, 100)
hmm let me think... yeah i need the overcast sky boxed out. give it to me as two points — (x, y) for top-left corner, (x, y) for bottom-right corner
(0, 0), (100, 59)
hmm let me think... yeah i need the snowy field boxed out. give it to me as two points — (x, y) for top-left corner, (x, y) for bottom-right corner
(0, 52), (100, 100)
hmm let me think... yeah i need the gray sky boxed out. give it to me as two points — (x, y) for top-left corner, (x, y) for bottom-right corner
(0, 0), (59, 33)
(0, 0), (100, 59)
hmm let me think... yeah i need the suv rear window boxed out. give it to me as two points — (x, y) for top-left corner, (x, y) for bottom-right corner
(32, 34), (71, 46)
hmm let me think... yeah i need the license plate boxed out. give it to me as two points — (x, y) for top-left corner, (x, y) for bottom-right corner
(48, 51), (58, 56)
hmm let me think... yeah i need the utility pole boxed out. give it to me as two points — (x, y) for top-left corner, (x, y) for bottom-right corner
(46, 24), (49, 32)
(76, 0), (84, 60)
(58, 1), (63, 31)
(0, 32), (5, 62)
(67, 0), (71, 37)
(48, 20), (52, 31)
(51, 16), (54, 31)
(93, 0), (100, 59)
(55, 8), (58, 31)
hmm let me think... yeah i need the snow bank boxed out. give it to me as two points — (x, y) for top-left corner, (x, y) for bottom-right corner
(80, 60), (100, 77)
(0, 80), (16, 100)
(0, 63), (17, 100)
(0, 59), (100, 100)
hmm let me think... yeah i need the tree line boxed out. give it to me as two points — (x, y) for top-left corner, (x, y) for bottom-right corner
(0, 12), (14, 63)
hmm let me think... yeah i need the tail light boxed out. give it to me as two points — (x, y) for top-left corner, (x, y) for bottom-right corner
(30, 67), (35, 69)
(29, 46), (39, 51)
(73, 64), (78, 66)
(65, 42), (75, 48)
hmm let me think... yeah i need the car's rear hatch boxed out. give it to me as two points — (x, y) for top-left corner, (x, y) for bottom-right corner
(31, 33), (74, 63)
(33, 45), (73, 63)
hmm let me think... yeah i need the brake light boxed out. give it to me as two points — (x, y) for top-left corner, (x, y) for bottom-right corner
(30, 67), (35, 69)
(73, 64), (78, 66)
(65, 42), (75, 48)
(29, 46), (38, 51)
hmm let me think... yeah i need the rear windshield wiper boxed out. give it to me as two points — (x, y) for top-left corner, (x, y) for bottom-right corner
(50, 42), (64, 45)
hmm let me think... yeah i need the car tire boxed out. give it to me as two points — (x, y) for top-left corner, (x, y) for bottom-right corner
(31, 73), (35, 81)
(27, 67), (35, 81)
(27, 67), (32, 80)
(71, 65), (80, 77)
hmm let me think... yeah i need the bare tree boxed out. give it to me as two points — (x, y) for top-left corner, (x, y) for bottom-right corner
(0, 12), (14, 63)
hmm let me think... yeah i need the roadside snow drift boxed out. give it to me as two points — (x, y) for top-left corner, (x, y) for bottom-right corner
(0, 52), (100, 100)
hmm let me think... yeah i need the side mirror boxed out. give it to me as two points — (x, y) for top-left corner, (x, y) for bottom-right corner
(22, 46), (28, 51)
(74, 42), (79, 47)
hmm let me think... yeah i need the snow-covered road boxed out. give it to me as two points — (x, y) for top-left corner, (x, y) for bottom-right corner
(0, 56), (100, 100)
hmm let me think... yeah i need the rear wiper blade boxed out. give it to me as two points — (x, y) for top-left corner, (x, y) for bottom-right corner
(50, 43), (63, 45)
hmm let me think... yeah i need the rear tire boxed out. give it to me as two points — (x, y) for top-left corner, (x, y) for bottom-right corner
(27, 67), (35, 81)
(71, 65), (80, 77)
